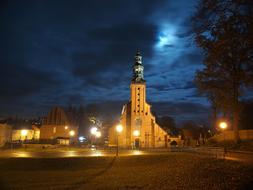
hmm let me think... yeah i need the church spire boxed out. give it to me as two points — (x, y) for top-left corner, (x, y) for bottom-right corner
(135, 50), (142, 65)
(132, 51), (145, 83)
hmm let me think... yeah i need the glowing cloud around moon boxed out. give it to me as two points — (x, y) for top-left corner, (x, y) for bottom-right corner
(155, 24), (177, 51)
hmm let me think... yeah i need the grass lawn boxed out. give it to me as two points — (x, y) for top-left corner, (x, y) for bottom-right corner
(0, 153), (252, 190)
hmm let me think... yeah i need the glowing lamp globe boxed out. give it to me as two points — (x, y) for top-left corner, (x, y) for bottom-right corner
(90, 127), (98, 135)
(219, 122), (227, 130)
(21, 130), (28, 136)
(116, 124), (123, 133)
(95, 131), (102, 138)
(133, 130), (140, 137)
(69, 130), (75, 136)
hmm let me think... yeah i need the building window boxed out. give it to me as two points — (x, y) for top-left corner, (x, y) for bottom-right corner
(137, 105), (140, 107)
(137, 99), (140, 101)
(145, 112), (148, 115)
(138, 88), (140, 90)
(137, 93), (140, 96)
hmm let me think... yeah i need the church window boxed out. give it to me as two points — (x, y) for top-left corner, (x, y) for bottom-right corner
(135, 118), (142, 129)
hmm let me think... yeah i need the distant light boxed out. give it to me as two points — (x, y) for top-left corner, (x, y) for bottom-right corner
(90, 150), (103, 157)
(15, 152), (30, 157)
(219, 122), (227, 130)
(116, 124), (123, 133)
(79, 136), (85, 142)
(133, 130), (140, 137)
(21, 130), (28, 136)
(95, 131), (101, 138)
(90, 127), (98, 135)
(133, 150), (142, 155)
(91, 145), (96, 151)
(66, 151), (77, 157)
(65, 126), (68, 130)
(69, 130), (75, 136)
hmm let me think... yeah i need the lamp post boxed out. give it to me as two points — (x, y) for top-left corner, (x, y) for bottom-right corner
(69, 130), (75, 137)
(69, 130), (75, 146)
(90, 127), (102, 149)
(21, 129), (28, 140)
(133, 130), (140, 149)
(21, 129), (28, 149)
(116, 124), (123, 156)
(133, 130), (140, 137)
(95, 131), (101, 138)
(219, 121), (228, 158)
(90, 127), (98, 146)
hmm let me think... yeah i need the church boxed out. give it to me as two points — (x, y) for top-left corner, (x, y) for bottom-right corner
(109, 51), (168, 148)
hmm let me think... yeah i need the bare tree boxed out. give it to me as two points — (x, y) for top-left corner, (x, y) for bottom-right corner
(192, 0), (253, 143)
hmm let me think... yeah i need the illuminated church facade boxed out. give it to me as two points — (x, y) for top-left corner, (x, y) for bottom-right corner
(109, 52), (167, 148)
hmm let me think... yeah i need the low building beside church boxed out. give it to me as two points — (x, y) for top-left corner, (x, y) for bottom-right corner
(40, 107), (78, 143)
(12, 125), (40, 141)
(0, 124), (12, 147)
(109, 51), (168, 148)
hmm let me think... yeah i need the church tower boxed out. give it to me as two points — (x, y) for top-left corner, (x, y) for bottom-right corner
(130, 51), (146, 117)
(109, 51), (168, 148)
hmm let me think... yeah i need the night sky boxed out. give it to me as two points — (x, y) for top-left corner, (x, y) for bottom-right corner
(0, 0), (210, 123)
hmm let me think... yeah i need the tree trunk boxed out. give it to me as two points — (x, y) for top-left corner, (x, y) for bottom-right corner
(233, 107), (240, 143)
(212, 105), (217, 131)
(232, 79), (240, 144)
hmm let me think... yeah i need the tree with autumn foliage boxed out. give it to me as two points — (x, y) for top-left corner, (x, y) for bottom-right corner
(192, 0), (253, 143)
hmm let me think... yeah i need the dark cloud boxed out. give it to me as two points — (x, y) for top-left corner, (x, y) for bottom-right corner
(170, 52), (203, 70)
(151, 101), (210, 124)
(0, 0), (211, 123)
(0, 63), (61, 100)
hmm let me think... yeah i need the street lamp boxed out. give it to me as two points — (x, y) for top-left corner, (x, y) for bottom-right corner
(133, 130), (140, 149)
(116, 124), (123, 156)
(69, 130), (75, 137)
(90, 127), (101, 148)
(133, 130), (140, 137)
(21, 129), (28, 146)
(21, 129), (28, 138)
(219, 122), (227, 130)
(95, 131), (101, 138)
(219, 121), (228, 158)
(90, 127), (98, 135)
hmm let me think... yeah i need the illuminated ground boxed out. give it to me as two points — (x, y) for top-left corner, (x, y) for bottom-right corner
(0, 152), (252, 190)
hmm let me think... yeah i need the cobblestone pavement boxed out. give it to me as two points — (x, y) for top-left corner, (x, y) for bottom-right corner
(0, 152), (252, 190)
